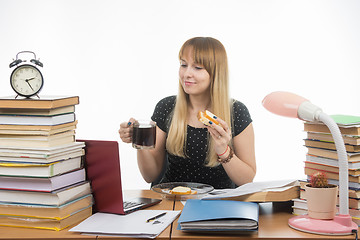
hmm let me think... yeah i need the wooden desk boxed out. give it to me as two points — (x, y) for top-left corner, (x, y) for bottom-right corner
(0, 190), (358, 240)
(0, 190), (171, 240)
(171, 200), (358, 240)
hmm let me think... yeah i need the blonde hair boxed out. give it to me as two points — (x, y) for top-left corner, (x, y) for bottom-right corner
(166, 37), (232, 167)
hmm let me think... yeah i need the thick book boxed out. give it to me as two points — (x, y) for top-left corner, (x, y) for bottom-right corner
(0, 148), (84, 164)
(0, 205), (92, 231)
(304, 123), (360, 136)
(0, 113), (75, 126)
(307, 132), (360, 145)
(0, 120), (77, 133)
(0, 105), (75, 116)
(0, 181), (91, 206)
(0, 124), (76, 136)
(0, 133), (75, 148)
(304, 114), (360, 136)
(304, 139), (360, 153)
(0, 168), (86, 191)
(0, 141), (85, 162)
(0, 194), (93, 219)
(203, 179), (299, 202)
(306, 154), (360, 170)
(0, 156), (82, 177)
(304, 161), (360, 176)
(220, 185), (299, 202)
(177, 199), (259, 231)
(304, 167), (360, 183)
(307, 147), (360, 162)
(0, 96), (79, 109)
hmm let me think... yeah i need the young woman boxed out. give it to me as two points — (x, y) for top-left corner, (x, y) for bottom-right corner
(119, 37), (256, 189)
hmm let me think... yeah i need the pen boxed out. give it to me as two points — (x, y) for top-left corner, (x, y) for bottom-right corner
(146, 212), (167, 223)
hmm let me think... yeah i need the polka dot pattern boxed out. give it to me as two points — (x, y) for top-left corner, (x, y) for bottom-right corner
(151, 96), (252, 189)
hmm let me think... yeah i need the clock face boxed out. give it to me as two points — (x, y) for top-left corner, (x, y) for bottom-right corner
(10, 64), (44, 97)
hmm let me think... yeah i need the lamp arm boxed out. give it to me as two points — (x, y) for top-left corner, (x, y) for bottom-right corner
(318, 112), (349, 215)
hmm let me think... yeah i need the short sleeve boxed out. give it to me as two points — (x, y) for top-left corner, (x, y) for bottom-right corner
(151, 96), (176, 133)
(232, 100), (252, 136)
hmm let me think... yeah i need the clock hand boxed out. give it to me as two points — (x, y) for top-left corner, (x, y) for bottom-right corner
(25, 79), (35, 91)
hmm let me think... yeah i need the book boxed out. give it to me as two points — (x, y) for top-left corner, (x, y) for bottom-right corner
(0, 194), (92, 219)
(213, 185), (299, 202)
(0, 156), (82, 177)
(306, 154), (360, 170)
(307, 147), (360, 162)
(0, 129), (75, 140)
(0, 168), (86, 191)
(0, 105), (75, 116)
(177, 199), (259, 231)
(304, 139), (360, 152)
(307, 132), (360, 145)
(304, 123), (360, 136)
(0, 148), (84, 164)
(331, 114), (360, 126)
(0, 205), (92, 231)
(304, 167), (360, 183)
(0, 134), (75, 148)
(0, 96), (79, 109)
(0, 141), (84, 160)
(0, 113), (75, 126)
(0, 181), (91, 206)
(203, 179), (299, 202)
(304, 161), (360, 176)
(0, 120), (77, 133)
(0, 124), (76, 136)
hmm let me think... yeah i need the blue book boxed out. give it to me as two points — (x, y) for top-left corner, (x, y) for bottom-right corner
(177, 199), (259, 232)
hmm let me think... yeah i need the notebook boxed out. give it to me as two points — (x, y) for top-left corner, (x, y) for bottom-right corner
(177, 199), (259, 232)
(77, 139), (161, 214)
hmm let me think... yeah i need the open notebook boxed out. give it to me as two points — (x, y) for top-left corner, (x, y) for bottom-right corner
(77, 139), (161, 214)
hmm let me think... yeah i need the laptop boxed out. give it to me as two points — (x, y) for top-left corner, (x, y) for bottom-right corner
(77, 139), (161, 214)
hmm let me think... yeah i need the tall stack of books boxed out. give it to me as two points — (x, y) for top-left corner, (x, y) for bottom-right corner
(292, 114), (360, 225)
(0, 96), (92, 231)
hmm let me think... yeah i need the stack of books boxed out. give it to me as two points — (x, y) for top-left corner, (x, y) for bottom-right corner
(292, 114), (360, 225)
(0, 96), (92, 231)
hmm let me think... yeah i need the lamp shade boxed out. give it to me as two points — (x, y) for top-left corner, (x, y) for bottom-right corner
(262, 91), (322, 122)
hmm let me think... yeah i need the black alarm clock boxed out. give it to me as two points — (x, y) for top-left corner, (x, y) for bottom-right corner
(9, 51), (44, 98)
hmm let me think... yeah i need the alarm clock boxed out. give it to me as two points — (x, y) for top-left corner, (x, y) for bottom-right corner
(9, 51), (44, 98)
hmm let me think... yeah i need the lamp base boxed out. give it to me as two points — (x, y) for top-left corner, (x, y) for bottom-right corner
(288, 215), (358, 235)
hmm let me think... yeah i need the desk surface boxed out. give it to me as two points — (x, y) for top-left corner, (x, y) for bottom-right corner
(0, 190), (358, 240)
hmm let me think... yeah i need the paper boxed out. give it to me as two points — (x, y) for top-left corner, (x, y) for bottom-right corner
(202, 179), (299, 200)
(69, 210), (181, 239)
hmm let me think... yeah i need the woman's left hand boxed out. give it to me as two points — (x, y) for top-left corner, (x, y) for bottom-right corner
(206, 117), (232, 155)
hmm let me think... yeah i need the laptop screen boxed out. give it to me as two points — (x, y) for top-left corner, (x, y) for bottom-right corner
(77, 139), (126, 214)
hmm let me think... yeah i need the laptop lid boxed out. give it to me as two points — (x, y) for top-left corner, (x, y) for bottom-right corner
(77, 139), (161, 215)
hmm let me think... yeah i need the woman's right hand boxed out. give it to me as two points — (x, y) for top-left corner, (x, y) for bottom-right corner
(118, 118), (136, 143)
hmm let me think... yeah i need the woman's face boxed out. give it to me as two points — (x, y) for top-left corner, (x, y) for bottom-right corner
(179, 47), (211, 97)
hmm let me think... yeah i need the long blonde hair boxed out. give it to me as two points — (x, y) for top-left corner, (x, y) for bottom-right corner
(166, 37), (232, 167)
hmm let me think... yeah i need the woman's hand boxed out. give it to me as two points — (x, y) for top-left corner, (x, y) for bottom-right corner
(206, 117), (232, 155)
(119, 118), (136, 143)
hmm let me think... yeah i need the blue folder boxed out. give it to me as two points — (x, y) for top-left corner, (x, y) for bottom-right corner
(177, 199), (259, 232)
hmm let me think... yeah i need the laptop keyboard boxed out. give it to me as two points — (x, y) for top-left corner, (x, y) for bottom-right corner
(123, 200), (143, 210)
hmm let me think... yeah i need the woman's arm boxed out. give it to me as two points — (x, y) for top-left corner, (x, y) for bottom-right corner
(136, 126), (167, 183)
(221, 123), (256, 186)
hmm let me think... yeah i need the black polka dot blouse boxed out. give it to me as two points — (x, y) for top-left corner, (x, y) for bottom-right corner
(151, 95), (252, 189)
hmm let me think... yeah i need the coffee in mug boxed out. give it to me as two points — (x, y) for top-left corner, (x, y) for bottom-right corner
(132, 120), (156, 149)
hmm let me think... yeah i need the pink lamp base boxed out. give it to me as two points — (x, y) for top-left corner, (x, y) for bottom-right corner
(288, 215), (358, 235)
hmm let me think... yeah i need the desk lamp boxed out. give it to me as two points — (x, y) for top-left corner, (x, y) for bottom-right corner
(262, 91), (357, 235)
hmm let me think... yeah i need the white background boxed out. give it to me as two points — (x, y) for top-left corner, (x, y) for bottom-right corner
(0, 0), (359, 190)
